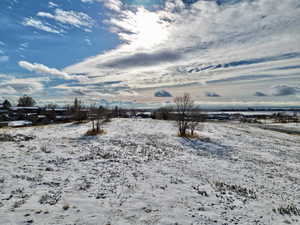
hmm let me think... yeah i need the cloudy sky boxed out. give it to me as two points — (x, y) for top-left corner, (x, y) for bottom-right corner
(0, 0), (300, 107)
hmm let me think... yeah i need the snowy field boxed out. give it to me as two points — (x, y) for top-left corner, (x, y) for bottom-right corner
(0, 119), (299, 225)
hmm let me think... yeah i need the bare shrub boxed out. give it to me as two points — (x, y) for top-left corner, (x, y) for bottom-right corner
(85, 128), (106, 136)
(174, 93), (203, 137)
(174, 93), (193, 137)
(86, 106), (108, 136)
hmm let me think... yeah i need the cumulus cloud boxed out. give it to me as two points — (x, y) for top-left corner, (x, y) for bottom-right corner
(272, 85), (299, 96)
(22, 18), (62, 33)
(18, 61), (87, 81)
(37, 9), (95, 29)
(205, 92), (220, 97)
(154, 90), (172, 97)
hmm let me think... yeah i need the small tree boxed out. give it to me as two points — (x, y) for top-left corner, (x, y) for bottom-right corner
(86, 105), (106, 135)
(72, 98), (88, 122)
(174, 93), (194, 137)
(17, 95), (36, 107)
(3, 99), (11, 109)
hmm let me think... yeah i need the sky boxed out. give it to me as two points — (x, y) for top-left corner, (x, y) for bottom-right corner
(0, 0), (300, 108)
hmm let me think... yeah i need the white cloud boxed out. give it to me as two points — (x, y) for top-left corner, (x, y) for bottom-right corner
(81, 0), (123, 12)
(0, 74), (10, 79)
(37, 9), (95, 29)
(48, 1), (58, 8)
(85, 38), (92, 46)
(18, 61), (87, 81)
(22, 18), (62, 33)
(102, 0), (123, 12)
(0, 77), (44, 95)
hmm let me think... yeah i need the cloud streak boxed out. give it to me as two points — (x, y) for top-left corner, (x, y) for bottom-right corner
(37, 9), (95, 30)
(22, 18), (62, 33)
(19, 61), (87, 81)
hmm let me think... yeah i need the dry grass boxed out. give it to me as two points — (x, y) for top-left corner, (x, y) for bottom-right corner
(85, 129), (106, 136)
(62, 203), (70, 211)
(178, 132), (199, 139)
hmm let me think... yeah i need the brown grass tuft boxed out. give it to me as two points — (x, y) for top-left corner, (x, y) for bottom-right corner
(178, 132), (199, 139)
(85, 129), (106, 136)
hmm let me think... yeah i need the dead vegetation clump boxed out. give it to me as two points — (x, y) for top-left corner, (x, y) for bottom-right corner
(177, 131), (199, 139)
(215, 181), (257, 200)
(39, 190), (61, 205)
(85, 105), (111, 136)
(85, 128), (106, 136)
(62, 203), (70, 211)
(273, 204), (300, 216)
(0, 133), (34, 142)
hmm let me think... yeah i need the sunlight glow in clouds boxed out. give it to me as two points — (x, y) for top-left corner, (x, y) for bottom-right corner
(114, 7), (169, 49)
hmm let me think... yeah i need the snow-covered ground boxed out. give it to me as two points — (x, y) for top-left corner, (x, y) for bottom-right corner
(0, 119), (299, 225)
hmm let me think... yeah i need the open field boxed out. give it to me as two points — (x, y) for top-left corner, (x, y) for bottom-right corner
(0, 119), (299, 225)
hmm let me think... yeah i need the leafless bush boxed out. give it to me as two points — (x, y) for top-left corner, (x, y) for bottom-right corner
(85, 128), (106, 136)
(86, 106), (108, 136)
(174, 93), (203, 137)
(174, 93), (193, 137)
